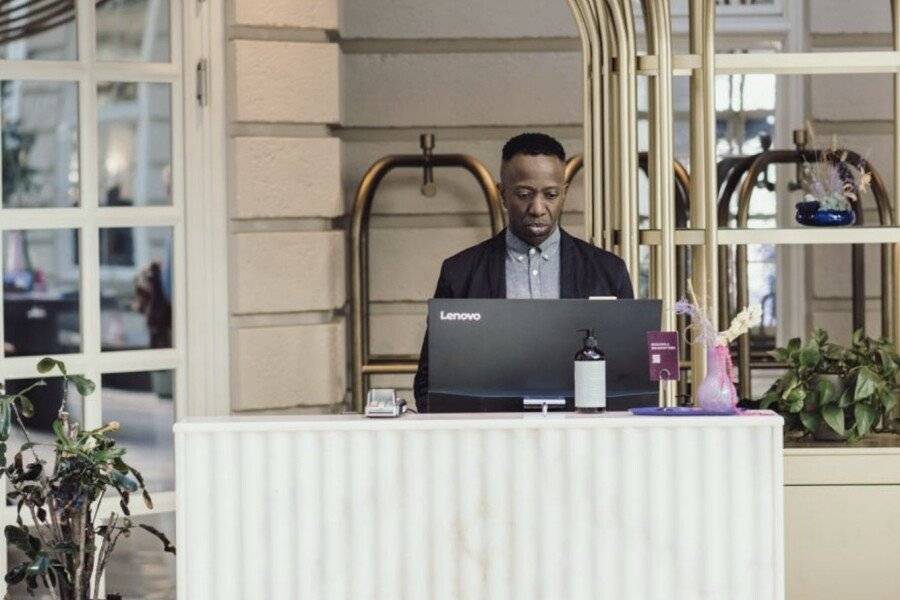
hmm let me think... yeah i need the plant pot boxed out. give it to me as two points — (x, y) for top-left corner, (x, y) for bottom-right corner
(795, 201), (855, 226)
(812, 418), (850, 441)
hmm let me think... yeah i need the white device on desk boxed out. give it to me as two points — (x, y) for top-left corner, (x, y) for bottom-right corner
(365, 388), (408, 417)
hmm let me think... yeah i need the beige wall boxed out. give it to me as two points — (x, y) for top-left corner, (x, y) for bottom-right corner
(227, 0), (346, 412)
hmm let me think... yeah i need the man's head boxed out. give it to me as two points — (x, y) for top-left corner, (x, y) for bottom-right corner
(499, 132), (568, 247)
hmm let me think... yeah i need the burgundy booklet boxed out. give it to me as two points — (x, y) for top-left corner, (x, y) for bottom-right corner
(647, 331), (679, 381)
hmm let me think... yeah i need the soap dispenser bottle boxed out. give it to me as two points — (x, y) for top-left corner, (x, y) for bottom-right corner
(574, 328), (606, 412)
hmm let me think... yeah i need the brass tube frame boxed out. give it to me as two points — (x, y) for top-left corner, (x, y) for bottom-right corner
(567, 0), (597, 243)
(642, 0), (677, 405)
(600, 0), (640, 277)
(349, 154), (504, 412)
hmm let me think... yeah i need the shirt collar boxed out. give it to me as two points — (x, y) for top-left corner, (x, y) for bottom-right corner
(505, 226), (560, 258)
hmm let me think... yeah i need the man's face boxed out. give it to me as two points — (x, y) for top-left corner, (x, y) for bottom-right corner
(500, 153), (567, 247)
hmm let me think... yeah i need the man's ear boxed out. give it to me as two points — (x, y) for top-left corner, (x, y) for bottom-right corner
(497, 183), (508, 208)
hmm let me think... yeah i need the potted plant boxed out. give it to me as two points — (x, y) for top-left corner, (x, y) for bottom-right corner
(760, 329), (899, 441)
(793, 127), (872, 227)
(0, 357), (175, 599)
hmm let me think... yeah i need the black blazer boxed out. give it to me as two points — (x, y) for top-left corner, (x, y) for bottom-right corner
(413, 227), (634, 409)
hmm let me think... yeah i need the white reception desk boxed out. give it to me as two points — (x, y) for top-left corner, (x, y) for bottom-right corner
(175, 411), (784, 600)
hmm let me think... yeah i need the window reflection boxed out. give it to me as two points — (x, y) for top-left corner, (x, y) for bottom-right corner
(100, 227), (173, 351)
(105, 511), (176, 599)
(3, 229), (81, 356)
(102, 371), (174, 493)
(0, 3), (77, 61)
(98, 82), (172, 207)
(97, 0), (171, 63)
(2, 81), (80, 208)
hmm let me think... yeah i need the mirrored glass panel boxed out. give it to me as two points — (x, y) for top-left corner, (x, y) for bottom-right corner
(4, 229), (81, 356)
(2, 81), (80, 208)
(105, 511), (176, 599)
(98, 82), (172, 207)
(97, 0), (170, 62)
(102, 370), (174, 492)
(0, 3), (77, 61)
(99, 227), (173, 351)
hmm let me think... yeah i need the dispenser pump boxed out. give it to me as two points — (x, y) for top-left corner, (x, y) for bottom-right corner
(578, 328), (599, 351)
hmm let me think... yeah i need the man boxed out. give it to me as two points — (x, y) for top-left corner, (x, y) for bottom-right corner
(413, 132), (634, 410)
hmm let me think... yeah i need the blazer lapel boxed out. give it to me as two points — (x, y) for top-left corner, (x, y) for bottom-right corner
(486, 230), (506, 299)
(559, 228), (581, 299)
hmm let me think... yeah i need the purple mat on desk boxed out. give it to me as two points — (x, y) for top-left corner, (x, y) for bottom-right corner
(630, 406), (742, 416)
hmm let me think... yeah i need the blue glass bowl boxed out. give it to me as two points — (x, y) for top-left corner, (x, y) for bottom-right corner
(795, 201), (855, 226)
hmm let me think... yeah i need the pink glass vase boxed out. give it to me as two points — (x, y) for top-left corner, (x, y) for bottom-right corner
(696, 344), (738, 412)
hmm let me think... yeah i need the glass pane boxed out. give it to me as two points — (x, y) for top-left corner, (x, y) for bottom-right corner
(97, 0), (170, 62)
(102, 370), (174, 492)
(98, 82), (172, 207)
(105, 512), (176, 599)
(2, 81), (80, 208)
(100, 226), (173, 351)
(0, 3), (77, 61)
(4, 229), (81, 356)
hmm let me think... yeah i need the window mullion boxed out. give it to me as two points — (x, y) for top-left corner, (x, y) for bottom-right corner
(77, 0), (101, 432)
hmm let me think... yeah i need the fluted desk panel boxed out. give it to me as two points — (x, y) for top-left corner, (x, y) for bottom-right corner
(175, 412), (784, 600)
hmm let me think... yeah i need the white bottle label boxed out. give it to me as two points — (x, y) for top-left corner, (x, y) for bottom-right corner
(575, 361), (606, 408)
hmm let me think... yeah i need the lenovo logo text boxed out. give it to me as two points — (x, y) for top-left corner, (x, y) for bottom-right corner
(439, 311), (482, 322)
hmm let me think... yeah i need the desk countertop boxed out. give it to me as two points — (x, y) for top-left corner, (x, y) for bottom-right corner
(175, 409), (783, 432)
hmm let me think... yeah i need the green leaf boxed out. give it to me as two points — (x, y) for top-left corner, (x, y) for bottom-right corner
(817, 378), (836, 405)
(67, 374), (95, 397)
(5, 563), (27, 585)
(852, 328), (864, 346)
(822, 404), (845, 436)
(17, 395), (33, 419)
(786, 337), (801, 356)
(138, 524), (176, 555)
(854, 366), (879, 400)
(142, 489), (154, 510)
(839, 388), (854, 408)
(882, 391), (898, 413)
(786, 387), (806, 412)
(5, 526), (38, 555)
(51, 420), (69, 446)
(110, 470), (138, 493)
(35, 358), (56, 374)
(799, 344), (820, 369)
(0, 401), (9, 440)
(854, 403), (878, 438)
(769, 348), (790, 362)
(799, 411), (822, 433)
(35, 357), (65, 376)
(25, 552), (49, 577)
(52, 542), (77, 555)
(759, 391), (777, 410)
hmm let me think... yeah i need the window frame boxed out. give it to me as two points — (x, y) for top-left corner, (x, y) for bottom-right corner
(0, 0), (229, 594)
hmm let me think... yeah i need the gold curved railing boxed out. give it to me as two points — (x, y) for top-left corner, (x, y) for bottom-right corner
(349, 151), (505, 412)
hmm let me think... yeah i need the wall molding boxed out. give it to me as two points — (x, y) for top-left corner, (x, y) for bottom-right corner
(229, 26), (337, 43)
